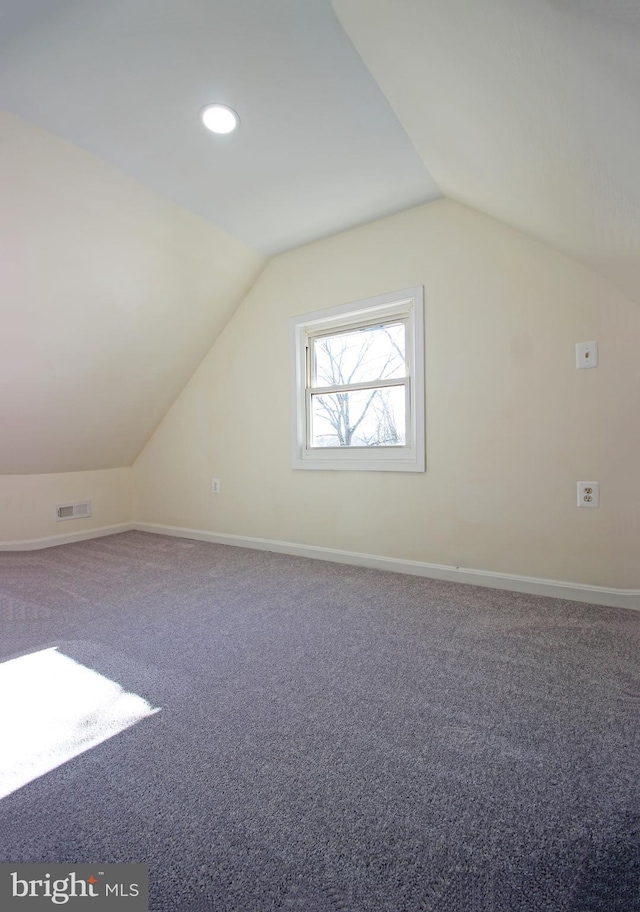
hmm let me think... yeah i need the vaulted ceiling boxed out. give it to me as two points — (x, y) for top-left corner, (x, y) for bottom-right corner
(333, 0), (640, 306)
(1, 0), (639, 474)
(0, 0), (439, 254)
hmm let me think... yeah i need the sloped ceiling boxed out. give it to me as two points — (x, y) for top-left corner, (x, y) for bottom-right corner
(0, 0), (440, 254)
(332, 0), (640, 305)
(0, 0), (68, 42)
(0, 111), (266, 474)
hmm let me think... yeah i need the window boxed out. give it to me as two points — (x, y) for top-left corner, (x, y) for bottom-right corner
(291, 286), (425, 471)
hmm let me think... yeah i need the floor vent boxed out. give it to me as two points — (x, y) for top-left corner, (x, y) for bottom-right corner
(55, 501), (92, 522)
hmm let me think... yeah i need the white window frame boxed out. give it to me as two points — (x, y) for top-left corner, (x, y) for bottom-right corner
(291, 286), (425, 472)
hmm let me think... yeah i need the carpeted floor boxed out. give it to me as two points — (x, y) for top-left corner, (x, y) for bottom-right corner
(0, 530), (638, 911)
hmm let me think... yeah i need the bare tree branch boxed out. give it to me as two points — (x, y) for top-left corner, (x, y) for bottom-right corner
(311, 326), (404, 447)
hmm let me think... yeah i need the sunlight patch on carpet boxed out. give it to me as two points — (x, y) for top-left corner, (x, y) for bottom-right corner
(0, 647), (160, 799)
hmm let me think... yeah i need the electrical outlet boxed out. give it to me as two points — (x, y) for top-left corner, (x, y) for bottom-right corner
(577, 481), (599, 508)
(575, 341), (598, 369)
(211, 478), (221, 494)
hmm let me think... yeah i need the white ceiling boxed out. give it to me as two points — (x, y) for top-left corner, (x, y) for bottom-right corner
(332, 0), (640, 305)
(3, 0), (638, 289)
(0, 0), (440, 255)
(0, 0), (68, 44)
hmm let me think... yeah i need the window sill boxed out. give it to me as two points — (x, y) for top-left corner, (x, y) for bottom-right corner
(293, 449), (425, 472)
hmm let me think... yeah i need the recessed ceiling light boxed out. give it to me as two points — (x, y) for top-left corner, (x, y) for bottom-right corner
(200, 104), (240, 135)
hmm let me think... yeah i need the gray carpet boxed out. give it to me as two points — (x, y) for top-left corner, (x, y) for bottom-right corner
(0, 530), (638, 911)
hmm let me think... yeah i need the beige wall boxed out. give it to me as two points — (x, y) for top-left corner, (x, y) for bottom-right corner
(0, 468), (132, 544)
(134, 199), (640, 588)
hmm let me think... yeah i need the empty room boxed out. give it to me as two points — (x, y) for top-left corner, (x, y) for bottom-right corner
(1, 1), (639, 910)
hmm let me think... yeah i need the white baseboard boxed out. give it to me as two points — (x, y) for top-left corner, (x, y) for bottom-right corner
(133, 522), (640, 611)
(0, 523), (135, 552)
(3, 519), (637, 611)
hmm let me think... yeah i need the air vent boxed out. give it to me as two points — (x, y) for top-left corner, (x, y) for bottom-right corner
(55, 501), (92, 522)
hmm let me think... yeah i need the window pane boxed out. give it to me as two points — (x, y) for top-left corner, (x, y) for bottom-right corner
(312, 321), (405, 387)
(310, 386), (406, 447)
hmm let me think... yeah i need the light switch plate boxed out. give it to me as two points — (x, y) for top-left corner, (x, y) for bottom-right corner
(576, 341), (598, 369)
